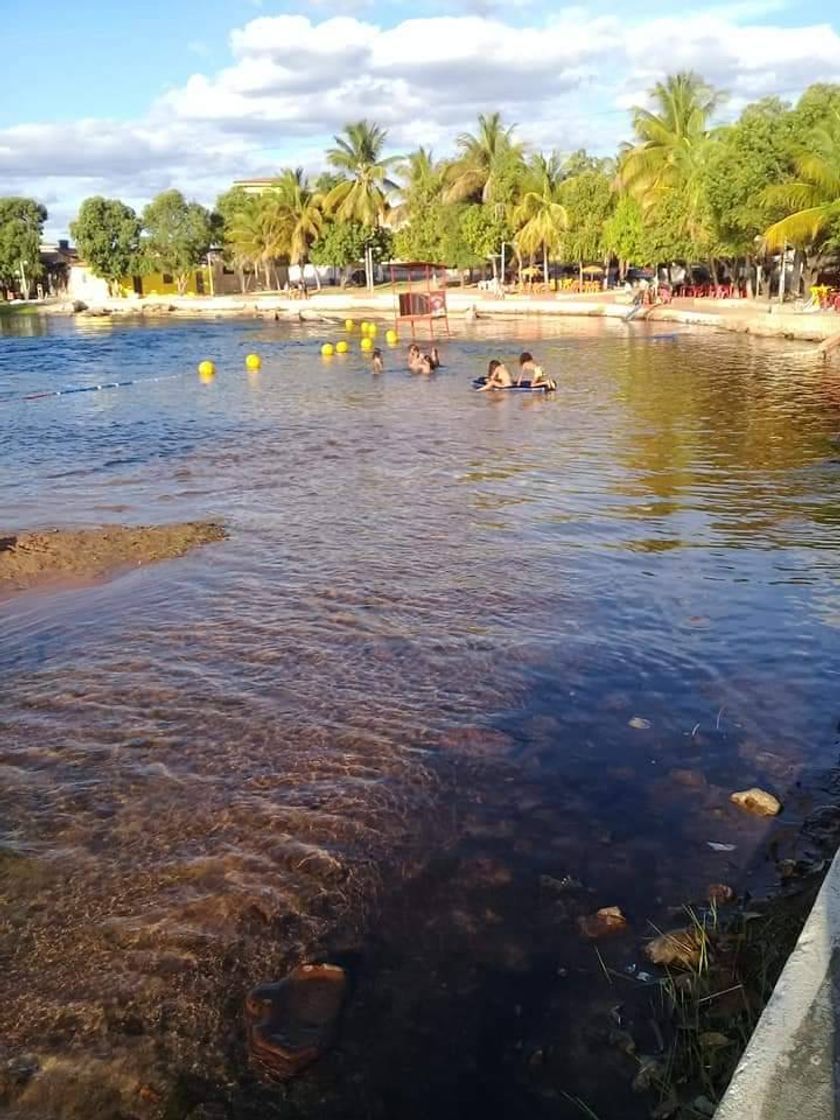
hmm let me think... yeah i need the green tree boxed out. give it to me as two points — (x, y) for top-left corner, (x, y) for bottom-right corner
(618, 71), (722, 252)
(263, 169), (324, 288)
(513, 153), (568, 281)
(560, 159), (614, 281)
(704, 98), (795, 260)
(459, 205), (510, 277)
(444, 112), (525, 205)
(324, 120), (398, 287)
(0, 197), (47, 299)
(763, 108), (840, 251)
(603, 195), (647, 276)
(141, 189), (214, 295)
(310, 219), (367, 283)
(70, 197), (141, 296)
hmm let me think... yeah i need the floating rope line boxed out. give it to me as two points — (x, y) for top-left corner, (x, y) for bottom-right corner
(20, 372), (185, 402)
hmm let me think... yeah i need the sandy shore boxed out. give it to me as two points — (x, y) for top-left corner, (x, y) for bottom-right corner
(0, 521), (226, 595)
(21, 288), (837, 349)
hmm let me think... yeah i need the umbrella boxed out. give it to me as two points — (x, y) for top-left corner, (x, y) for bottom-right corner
(582, 264), (605, 275)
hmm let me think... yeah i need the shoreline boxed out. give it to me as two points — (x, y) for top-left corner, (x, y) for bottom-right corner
(0, 522), (226, 597)
(13, 290), (840, 348)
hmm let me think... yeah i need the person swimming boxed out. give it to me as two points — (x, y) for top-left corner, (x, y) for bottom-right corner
(429, 346), (441, 370)
(408, 344), (424, 373)
(372, 348), (384, 374)
(478, 359), (513, 391)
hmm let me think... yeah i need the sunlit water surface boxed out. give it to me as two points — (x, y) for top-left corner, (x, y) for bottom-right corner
(1, 314), (839, 1118)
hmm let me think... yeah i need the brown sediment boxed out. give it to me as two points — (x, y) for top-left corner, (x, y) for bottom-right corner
(0, 521), (226, 595)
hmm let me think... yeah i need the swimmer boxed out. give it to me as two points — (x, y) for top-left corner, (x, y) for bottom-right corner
(408, 344), (423, 372)
(478, 359), (513, 391)
(372, 348), (384, 374)
(429, 346), (441, 370)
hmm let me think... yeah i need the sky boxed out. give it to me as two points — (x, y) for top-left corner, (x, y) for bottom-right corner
(2, 0), (839, 236)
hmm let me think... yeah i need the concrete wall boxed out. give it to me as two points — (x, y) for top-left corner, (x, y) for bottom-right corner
(715, 849), (840, 1120)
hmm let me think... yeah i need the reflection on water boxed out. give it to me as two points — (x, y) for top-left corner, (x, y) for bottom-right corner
(1, 316), (839, 1117)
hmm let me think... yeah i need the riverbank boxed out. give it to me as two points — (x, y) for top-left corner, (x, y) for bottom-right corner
(0, 522), (226, 596)
(16, 290), (840, 349)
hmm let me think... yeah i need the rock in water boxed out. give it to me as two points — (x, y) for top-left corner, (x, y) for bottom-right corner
(245, 963), (347, 1081)
(730, 788), (782, 817)
(706, 883), (735, 905)
(645, 928), (704, 969)
(577, 906), (628, 939)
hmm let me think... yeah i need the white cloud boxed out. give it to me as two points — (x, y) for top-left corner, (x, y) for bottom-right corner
(1, 6), (838, 235)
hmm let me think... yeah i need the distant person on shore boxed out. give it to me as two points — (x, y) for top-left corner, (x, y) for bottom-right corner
(478, 359), (513, 391)
(372, 348), (384, 374)
(517, 352), (551, 388)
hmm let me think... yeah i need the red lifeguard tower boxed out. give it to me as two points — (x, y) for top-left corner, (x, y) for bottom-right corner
(390, 261), (450, 340)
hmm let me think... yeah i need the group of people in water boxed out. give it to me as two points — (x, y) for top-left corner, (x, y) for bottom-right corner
(369, 342), (553, 391)
(370, 343), (440, 375)
(479, 352), (555, 391)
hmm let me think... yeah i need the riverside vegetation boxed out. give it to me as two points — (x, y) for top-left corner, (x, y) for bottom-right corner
(1, 73), (840, 301)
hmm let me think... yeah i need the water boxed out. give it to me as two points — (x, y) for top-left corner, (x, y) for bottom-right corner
(1, 314), (839, 1118)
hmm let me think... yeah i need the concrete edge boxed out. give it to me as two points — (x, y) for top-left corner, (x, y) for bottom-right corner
(715, 848), (840, 1119)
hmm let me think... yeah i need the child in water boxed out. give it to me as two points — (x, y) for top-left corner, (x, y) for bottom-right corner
(478, 359), (513, 390)
(372, 348), (384, 374)
(517, 351), (555, 389)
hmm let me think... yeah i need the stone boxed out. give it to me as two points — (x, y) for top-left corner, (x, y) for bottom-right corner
(669, 768), (707, 790)
(707, 883), (735, 906)
(645, 927), (704, 969)
(577, 905), (628, 939)
(730, 788), (782, 817)
(245, 963), (347, 1081)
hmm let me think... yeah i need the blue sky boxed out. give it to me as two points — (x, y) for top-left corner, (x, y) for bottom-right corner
(2, 0), (839, 235)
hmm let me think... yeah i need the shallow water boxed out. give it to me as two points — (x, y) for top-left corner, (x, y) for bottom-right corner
(1, 314), (839, 1118)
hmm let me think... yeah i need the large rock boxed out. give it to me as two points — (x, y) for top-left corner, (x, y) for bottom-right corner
(245, 963), (347, 1081)
(730, 788), (782, 817)
(577, 906), (628, 939)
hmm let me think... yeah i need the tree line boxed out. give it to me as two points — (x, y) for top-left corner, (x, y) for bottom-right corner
(2, 71), (839, 300)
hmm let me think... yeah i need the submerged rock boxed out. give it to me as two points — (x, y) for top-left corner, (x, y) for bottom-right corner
(645, 927), (704, 969)
(577, 906), (628, 939)
(245, 963), (347, 1082)
(706, 883), (735, 906)
(730, 788), (782, 817)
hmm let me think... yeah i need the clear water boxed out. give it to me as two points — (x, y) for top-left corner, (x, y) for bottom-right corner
(1, 314), (839, 1118)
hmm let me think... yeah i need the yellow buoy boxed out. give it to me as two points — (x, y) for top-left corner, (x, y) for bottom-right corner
(359, 321), (369, 334)
(385, 330), (398, 345)
(245, 353), (261, 371)
(360, 336), (374, 352)
(335, 340), (349, 354)
(367, 323), (378, 337)
(198, 360), (215, 377)
(321, 343), (335, 357)
(344, 319), (355, 332)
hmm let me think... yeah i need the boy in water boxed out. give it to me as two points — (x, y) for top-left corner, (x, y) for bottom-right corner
(372, 348), (384, 374)
(478, 359), (513, 391)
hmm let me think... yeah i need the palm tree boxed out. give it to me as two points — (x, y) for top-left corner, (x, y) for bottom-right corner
(762, 109), (840, 249)
(270, 168), (325, 290)
(394, 146), (440, 222)
(444, 112), (525, 205)
(227, 196), (274, 291)
(618, 71), (721, 242)
(325, 120), (398, 288)
(513, 153), (568, 283)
